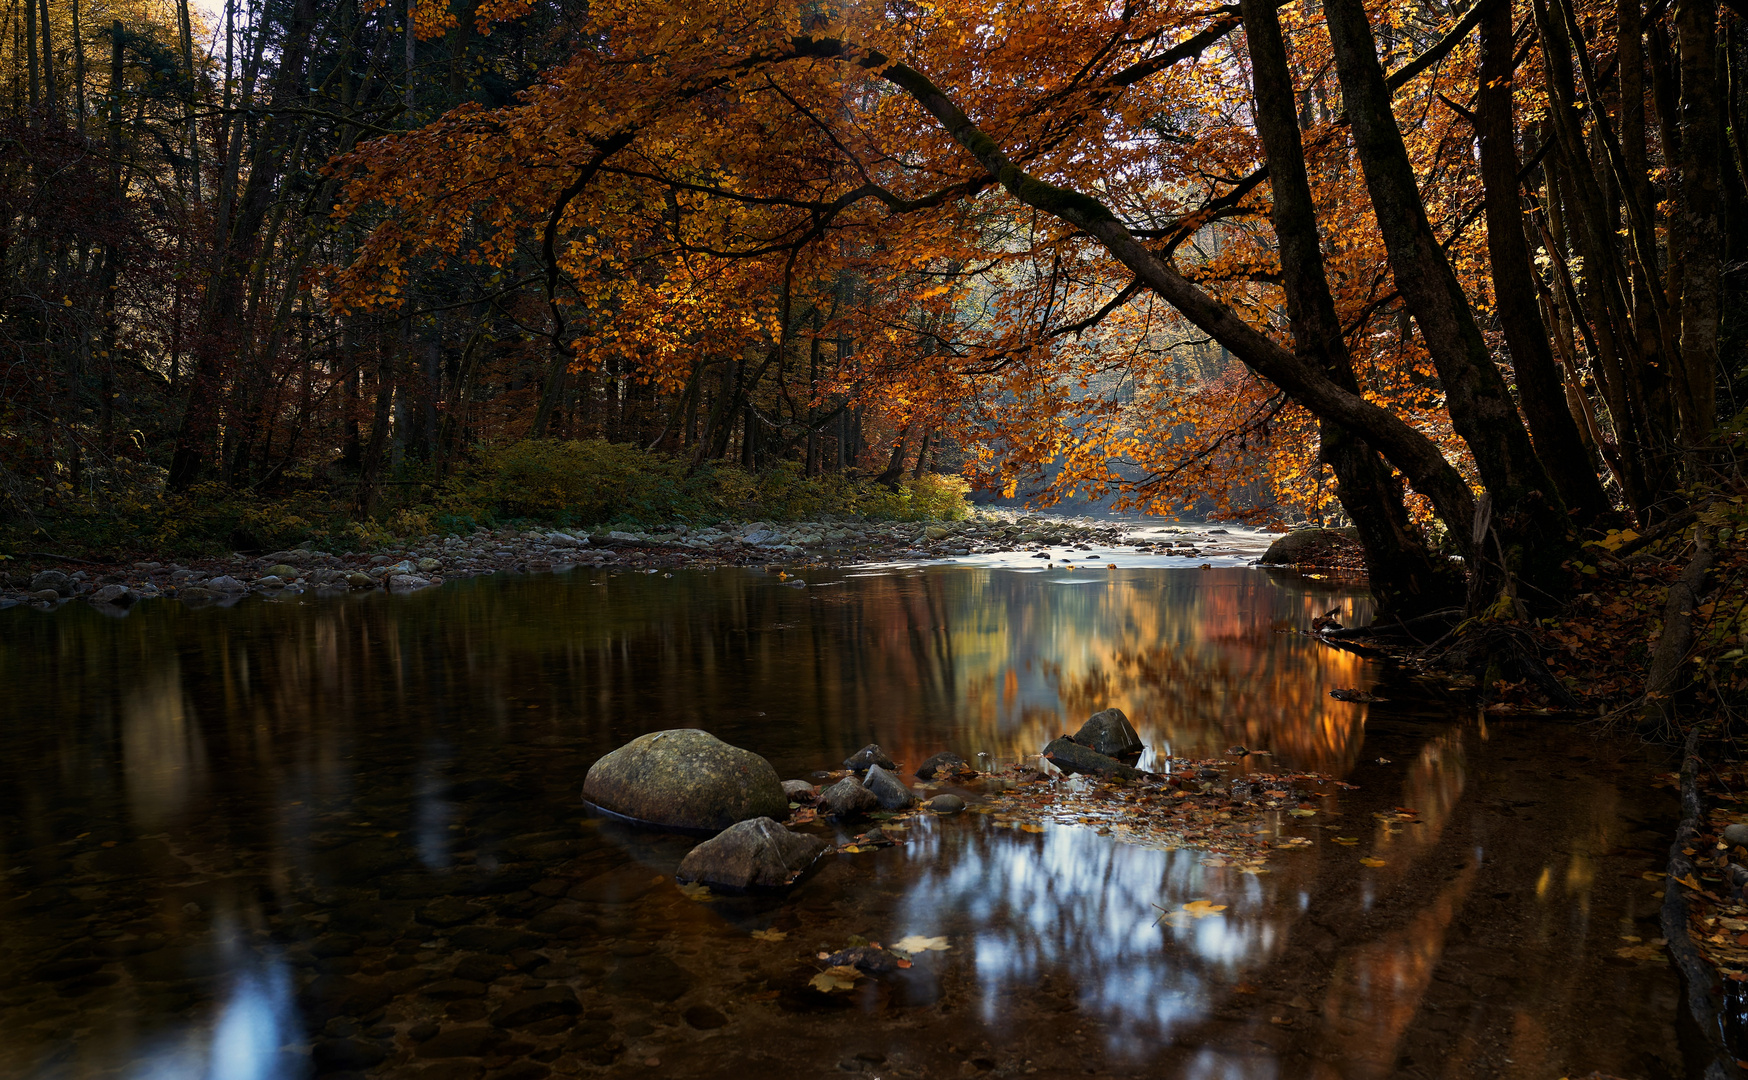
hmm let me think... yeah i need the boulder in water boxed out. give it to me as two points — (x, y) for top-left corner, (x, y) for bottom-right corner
(583, 729), (787, 831)
(676, 817), (828, 889)
(819, 776), (880, 818)
(843, 744), (896, 771)
(926, 794), (966, 813)
(1071, 708), (1143, 758)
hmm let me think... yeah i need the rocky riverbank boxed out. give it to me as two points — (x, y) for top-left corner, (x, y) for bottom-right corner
(0, 510), (1274, 611)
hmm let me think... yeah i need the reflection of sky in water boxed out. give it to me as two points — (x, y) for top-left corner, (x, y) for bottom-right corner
(122, 953), (302, 1080)
(414, 751), (453, 870)
(898, 821), (1285, 1060)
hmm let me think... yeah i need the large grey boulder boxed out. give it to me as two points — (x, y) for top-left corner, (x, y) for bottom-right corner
(1260, 528), (1359, 566)
(1071, 708), (1142, 758)
(583, 729), (787, 831)
(676, 818), (828, 889)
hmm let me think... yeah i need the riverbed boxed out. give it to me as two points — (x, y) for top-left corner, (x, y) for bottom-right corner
(0, 563), (1690, 1078)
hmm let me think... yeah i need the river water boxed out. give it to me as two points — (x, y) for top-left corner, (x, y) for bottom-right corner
(0, 563), (1692, 1078)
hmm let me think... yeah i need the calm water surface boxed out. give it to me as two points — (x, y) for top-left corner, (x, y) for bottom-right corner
(0, 566), (1689, 1078)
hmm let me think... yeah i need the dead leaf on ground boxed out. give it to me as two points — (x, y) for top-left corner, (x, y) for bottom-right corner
(808, 965), (863, 993)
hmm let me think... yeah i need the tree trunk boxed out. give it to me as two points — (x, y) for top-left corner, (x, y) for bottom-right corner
(1242, 0), (1463, 616)
(1476, 0), (1613, 525)
(354, 344), (395, 518)
(1673, 0), (1721, 459)
(1323, 0), (1576, 603)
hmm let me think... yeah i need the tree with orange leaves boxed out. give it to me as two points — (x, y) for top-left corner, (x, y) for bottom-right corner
(332, 0), (1740, 615)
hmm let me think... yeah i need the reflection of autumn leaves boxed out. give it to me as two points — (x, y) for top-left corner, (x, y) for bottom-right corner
(938, 571), (1378, 775)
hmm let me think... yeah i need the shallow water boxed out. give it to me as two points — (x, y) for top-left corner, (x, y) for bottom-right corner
(0, 565), (1689, 1079)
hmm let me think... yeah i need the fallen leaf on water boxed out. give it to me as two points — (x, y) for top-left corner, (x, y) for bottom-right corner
(1182, 900), (1227, 917)
(838, 845), (866, 854)
(1359, 857), (1387, 867)
(1020, 822), (1046, 833)
(751, 929), (787, 942)
(678, 882), (714, 900)
(893, 934), (951, 953)
(1616, 943), (1665, 962)
(809, 965), (863, 993)
(1333, 837), (1359, 845)
(1288, 809), (1316, 818)
(1641, 871), (1665, 880)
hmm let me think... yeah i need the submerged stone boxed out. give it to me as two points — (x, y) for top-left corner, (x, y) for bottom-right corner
(582, 728), (786, 831)
(915, 751), (971, 780)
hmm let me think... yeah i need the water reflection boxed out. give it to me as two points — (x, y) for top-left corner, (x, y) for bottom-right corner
(0, 566), (1687, 1079)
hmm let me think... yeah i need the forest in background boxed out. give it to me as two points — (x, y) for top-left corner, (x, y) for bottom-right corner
(0, 0), (999, 555)
(0, 0), (1742, 598)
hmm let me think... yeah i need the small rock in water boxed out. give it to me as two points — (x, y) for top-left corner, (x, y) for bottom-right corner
(346, 572), (376, 588)
(1725, 823), (1748, 848)
(1041, 737), (1143, 780)
(863, 764), (918, 810)
(781, 780), (818, 802)
(207, 575), (248, 592)
(914, 752), (971, 780)
(926, 794), (966, 813)
(819, 777), (880, 818)
(843, 744), (897, 771)
(1070, 707), (1143, 758)
(387, 574), (432, 591)
(263, 563), (300, 579)
(675, 817), (828, 889)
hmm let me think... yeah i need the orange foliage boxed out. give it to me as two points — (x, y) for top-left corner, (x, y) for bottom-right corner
(328, 0), (1559, 518)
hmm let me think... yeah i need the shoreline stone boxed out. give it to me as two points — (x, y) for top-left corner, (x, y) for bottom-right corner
(0, 512), (1286, 612)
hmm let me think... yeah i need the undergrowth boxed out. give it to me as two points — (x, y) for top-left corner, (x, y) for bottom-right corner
(0, 439), (972, 558)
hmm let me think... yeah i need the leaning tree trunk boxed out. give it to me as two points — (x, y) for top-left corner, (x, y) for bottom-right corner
(1241, 0), (1463, 616)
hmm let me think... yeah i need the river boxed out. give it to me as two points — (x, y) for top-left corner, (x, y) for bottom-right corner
(0, 562), (1691, 1078)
